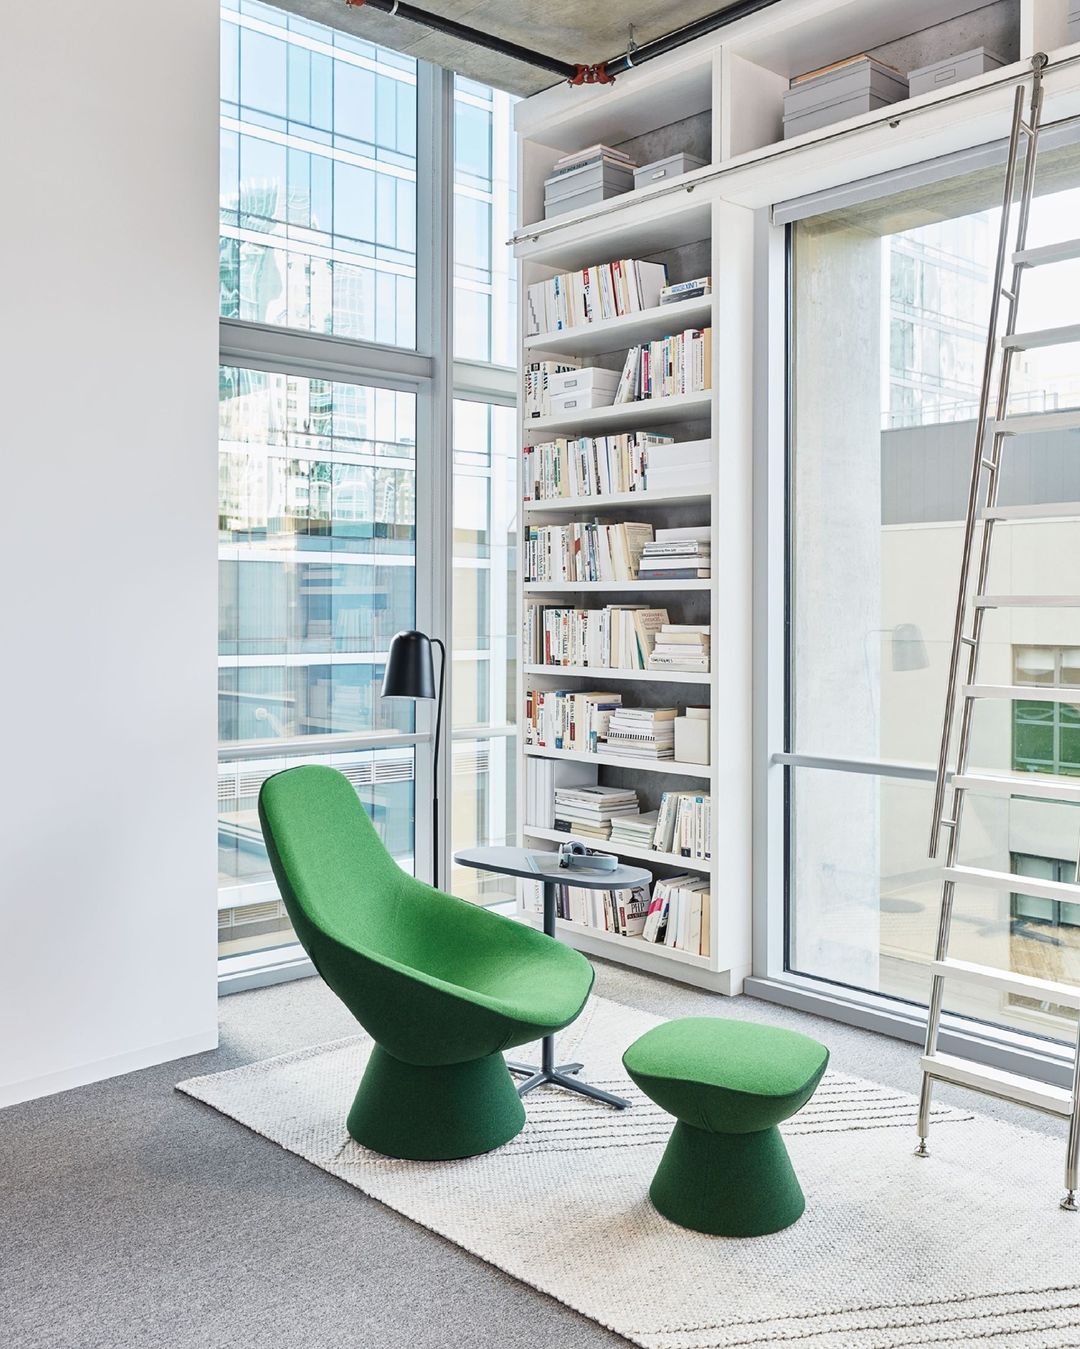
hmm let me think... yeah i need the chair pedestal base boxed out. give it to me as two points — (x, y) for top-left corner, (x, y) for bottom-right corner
(649, 1120), (805, 1237)
(347, 1045), (526, 1160)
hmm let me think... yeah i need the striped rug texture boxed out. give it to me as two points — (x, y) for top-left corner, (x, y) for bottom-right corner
(177, 995), (1080, 1349)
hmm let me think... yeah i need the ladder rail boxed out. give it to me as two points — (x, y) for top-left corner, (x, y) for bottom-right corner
(919, 57), (1050, 1158)
(926, 80), (1029, 860)
(918, 59), (1080, 1210)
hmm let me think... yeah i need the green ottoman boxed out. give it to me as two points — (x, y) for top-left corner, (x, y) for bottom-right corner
(623, 1017), (829, 1237)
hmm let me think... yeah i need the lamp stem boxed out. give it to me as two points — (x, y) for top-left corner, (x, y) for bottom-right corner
(431, 637), (446, 890)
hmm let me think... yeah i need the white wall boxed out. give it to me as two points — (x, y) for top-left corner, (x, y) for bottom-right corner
(0, 0), (220, 1106)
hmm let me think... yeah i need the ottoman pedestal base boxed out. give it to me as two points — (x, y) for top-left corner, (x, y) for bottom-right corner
(649, 1120), (806, 1237)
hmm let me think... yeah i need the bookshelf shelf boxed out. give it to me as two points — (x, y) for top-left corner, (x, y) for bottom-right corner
(524, 295), (714, 358)
(527, 390), (712, 437)
(523, 486), (711, 514)
(523, 579), (711, 594)
(523, 664), (711, 685)
(524, 745), (711, 779)
(553, 918), (712, 968)
(524, 825), (712, 875)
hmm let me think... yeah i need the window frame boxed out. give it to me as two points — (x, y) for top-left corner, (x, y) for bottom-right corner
(218, 35), (513, 990)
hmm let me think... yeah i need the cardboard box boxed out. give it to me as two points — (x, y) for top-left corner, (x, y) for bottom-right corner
(907, 48), (1004, 97)
(784, 54), (907, 139)
(633, 153), (708, 189)
(674, 709), (710, 765)
(548, 367), (620, 399)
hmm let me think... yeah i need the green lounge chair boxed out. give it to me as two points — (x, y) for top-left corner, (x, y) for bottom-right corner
(258, 764), (594, 1161)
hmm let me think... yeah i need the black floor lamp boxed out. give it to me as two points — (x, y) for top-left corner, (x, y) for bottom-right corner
(381, 630), (446, 889)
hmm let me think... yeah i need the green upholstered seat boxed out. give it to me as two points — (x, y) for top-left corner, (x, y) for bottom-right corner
(258, 764), (594, 1161)
(623, 1017), (829, 1237)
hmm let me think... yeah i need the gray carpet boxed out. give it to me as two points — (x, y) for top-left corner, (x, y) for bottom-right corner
(0, 961), (1064, 1349)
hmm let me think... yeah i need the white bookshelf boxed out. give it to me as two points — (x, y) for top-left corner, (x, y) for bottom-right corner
(523, 580), (711, 594)
(522, 664), (711, 685)
(524, 745), (711, 779)
(524, 486), (711, 514)
(525, 295), (714, 358)
(527, 390), (712, 437)
(514, 0), (1080, 995)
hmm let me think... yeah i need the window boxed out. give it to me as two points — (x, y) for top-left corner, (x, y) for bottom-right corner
(1012, 647), (1080, 776)
(785, 134), (1080, 1042)
(220, 1), (417, 346)
(1009, 855), (1080, 1023)
(218, 7), (521, 976)
(217, 367), (419, 958)
(449, 399), (518, 904)
(452, 76), (517, 366)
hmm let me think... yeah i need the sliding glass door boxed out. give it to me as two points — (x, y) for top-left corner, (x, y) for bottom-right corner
(786, 133), (1080, 1044)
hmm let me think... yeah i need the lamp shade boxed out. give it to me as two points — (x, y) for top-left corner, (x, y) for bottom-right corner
(381, 630), (437, 700)
(890, 623), (929, 673)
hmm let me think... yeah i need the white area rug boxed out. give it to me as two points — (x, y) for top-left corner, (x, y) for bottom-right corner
(177, 996), (1080, 1349)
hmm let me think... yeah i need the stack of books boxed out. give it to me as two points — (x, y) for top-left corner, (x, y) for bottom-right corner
(613, 329), (712, 403)
(524, 605), (669, 670)
(523, 431), (674, 501)
(647, 624), (711, 673)
(525, 256), (666, 333)
(660, 276), (712, 305)
(603, 707), (677, 760)
(609, 811), (660, 848)
(642, 875), (711, 955)
(524, 688), (623, 753)
(643, 438), (711, 493)
(525, 521), (655, 584)
(524, 360), (580, 419)
(638, 527), (710, 580)
(654, 791), (711, 860)
(555, 880), (651, 938)
(553, 785), (640, 841)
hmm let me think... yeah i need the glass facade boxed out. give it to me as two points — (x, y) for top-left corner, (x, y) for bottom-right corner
(220, 0), (417, 345)
(453, 76), (517, 366)
(788, 143), (1080, 1041)
(449, 399), (518, 903)
(218, 5), (520, 967)
(217, 368), (418, 957)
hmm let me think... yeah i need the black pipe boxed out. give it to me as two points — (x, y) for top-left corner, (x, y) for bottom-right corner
(603, 0), (787, 79)
(346, 0), (578, 79)
(346, 0), (787, 86)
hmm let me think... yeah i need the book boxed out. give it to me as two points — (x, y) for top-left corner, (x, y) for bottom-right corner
(660, 276), (712, 303)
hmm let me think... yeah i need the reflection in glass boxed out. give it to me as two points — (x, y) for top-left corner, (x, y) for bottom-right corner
(789, 141), (1080, 1041)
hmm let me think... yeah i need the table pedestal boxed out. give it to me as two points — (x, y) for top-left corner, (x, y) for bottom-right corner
(505, 879), (629, 1110)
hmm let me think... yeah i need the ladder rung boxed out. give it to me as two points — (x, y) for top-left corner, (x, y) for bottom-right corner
(980, 457), (998, 471)
(975, 594), (1080, 608)
(921, 1052), (1073, 1117)
(1013, 238), (1080, 268)
(963, 682), (1080, 703)
(1003, 323), (1080, 351)
(953, 771), (1080, 803)
(1019, 120), (1037, 138)
(944, 863), (1080, 904)
(1000, 286), (1016, 303)
(983, 501), (1080, 521)
(990, 409), (1080, 436)
(930, 957), (1080, 1009)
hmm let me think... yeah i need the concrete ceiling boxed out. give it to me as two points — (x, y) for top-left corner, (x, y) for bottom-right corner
(271, 0), (754, 96)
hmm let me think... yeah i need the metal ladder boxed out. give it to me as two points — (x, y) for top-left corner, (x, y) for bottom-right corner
(918, 53), (1080, 1210)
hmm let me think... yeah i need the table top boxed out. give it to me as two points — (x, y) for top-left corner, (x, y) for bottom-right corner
(454, 845), (651, 890)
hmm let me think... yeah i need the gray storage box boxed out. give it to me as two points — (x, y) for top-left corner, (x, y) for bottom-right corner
(783, 55), (908, 139)
(544, 159), (634, 218)
(633, 153), (708, 189)
(908, 47), (1004, 97)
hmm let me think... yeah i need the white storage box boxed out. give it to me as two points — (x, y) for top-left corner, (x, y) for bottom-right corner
(633, 153), (708, 189)
(548, 367), (620, 399)
(674, 709), (710, 765)
(783, 55), (908, 139)
(907, 47), (1004, 97)
(544, 159), (634, 219)
(548, 388), (617, 415)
